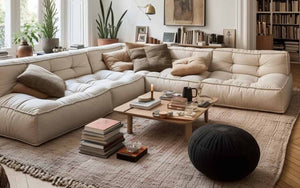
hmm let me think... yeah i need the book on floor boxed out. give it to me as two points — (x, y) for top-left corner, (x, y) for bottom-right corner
(84, 118), (121, 134)
(81, 136), (125, 150)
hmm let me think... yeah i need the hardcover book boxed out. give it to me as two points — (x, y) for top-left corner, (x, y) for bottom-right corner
(130, 99), (161, 110)
(84, 118), (121, 134)
(117, 146), (148, 162)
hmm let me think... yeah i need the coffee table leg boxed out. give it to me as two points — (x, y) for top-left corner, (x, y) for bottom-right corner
(204, 110), (208, 123)
(185, 123), (193, 141)
(127, 115), (133, 134)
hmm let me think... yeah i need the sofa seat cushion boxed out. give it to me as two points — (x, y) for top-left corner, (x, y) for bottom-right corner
(201, 72), (293, 113)
(142, 68), (210, 92)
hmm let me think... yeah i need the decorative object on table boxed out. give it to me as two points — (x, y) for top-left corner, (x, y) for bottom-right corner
(223, 29), (236, 48)
(40, 0), (59, 53)
(159, 111), (168, 119)
(96, 0), (127, 46)
(117, 146), (148, 162)
(137, 2), (156, 20)
(150, 84), (154, 100)
(13, 22), (40, 58)
(188, 124), (260, 181)
(160, 90), (181, 101)
(182, 87), (198, 102)
(137, 33), (148, 43)
(163, 32), (177, 43)
(171, 56), (208, 76)
(0, 165), (9, 188)
(130, 99), (161, 110)
(80, 118), (124, 158)
(164, 0), (206, 26)
(135, 26), (149, 42)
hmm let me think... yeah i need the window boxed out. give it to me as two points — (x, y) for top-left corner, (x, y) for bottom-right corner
(0, 0), (6, 48)
(20, 0), (39, 27)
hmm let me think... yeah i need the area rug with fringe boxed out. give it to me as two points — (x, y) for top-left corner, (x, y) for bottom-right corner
(0, 90), (300, 188)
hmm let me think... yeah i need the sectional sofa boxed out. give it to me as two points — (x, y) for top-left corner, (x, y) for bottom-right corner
(0, 43), (293, 146)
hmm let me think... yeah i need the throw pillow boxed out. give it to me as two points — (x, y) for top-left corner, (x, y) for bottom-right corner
(171, 56), (208, 76)
(144, 44), (172, 72)
(17, 64), (66, 98)
(102, 49), (133, 71)
(128, 47), (150, 72)
(12, 83), (48, 99)
(125, 42), (146, 50)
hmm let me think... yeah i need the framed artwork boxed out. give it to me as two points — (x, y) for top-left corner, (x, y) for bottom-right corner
(135, 26), (149, 42)
(163, 32), (177, 43)
(223, 29), (236, 48)
(137, 33), (148, 43)
(164, 0), (206, 26)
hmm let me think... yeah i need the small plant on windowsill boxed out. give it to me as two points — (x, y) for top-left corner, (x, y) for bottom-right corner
(40, 0), (59, 53)
(96, 0), (127, 46)
(13, 22), (40, 58)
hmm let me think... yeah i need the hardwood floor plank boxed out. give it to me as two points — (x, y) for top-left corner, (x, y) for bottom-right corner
(3, 165), (29, 188)
(26, 174), (55, 188)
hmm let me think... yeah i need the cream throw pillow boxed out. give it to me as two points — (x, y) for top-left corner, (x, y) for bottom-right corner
(171, 56), (208, 76)
(102, 49), (133, 72)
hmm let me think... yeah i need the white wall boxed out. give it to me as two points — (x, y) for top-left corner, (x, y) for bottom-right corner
(102, 0), (237, 44)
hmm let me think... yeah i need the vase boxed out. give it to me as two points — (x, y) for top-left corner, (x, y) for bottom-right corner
(97, 38), (119, 46)
(17, 41), (33, 58)
(42, 38), (59, 53)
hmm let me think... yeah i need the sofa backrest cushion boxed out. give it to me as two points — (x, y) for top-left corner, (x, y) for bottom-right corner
(210, 48), (290, 77)
(168, 46), (213, 67)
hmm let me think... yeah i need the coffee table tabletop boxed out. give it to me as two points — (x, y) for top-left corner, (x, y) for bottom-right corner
(114, 92), (217, 140)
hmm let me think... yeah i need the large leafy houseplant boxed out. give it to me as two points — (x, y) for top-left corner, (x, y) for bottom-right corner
(96, 0), (127, 45)
(40, 0), (59, 53)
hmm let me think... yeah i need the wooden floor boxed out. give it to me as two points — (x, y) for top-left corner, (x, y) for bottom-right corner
(3, 64), (300, 188)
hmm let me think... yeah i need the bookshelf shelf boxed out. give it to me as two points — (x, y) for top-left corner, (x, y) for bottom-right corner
(257, 0), (300, 62)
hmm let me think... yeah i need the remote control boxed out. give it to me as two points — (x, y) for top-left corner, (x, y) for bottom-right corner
(198, 101), (211, 108)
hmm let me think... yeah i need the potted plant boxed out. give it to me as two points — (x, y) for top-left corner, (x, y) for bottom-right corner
(96, 0), (127, 46)
(40, 0), (59, 53)
(13, 22), (40, 58)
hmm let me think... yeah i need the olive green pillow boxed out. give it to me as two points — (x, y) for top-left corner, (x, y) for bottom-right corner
(17, 64), (66, 98)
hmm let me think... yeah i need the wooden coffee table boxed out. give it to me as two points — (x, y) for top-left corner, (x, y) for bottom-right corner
(114, 92), (217, 140)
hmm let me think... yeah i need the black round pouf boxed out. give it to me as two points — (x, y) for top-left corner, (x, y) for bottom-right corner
(188, 124), (260, 182)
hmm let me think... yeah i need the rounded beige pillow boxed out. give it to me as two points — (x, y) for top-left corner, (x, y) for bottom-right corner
(171, 56), (208, 76)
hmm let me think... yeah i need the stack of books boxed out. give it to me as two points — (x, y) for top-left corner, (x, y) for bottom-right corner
(0, 51), (12, 60)
(285, 41), (300, 61)
(70, 44), (84, 50)
(130, 99), (161, 110)
(79, 118), (124, 158)
(168, 97), (187, 110)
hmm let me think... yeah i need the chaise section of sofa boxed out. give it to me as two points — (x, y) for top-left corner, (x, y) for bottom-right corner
(201, 48), (293, 113)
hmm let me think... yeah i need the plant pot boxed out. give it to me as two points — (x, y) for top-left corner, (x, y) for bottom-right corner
(17, 41), (33, 58)
(97, 38), (119, 46)
(42, 38), (59, 53)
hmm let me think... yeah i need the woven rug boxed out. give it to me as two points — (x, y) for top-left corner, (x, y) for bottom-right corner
(0, 91), (300, 188)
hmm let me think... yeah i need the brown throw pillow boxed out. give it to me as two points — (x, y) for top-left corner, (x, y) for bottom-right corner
(17, 64), (66, 98)
(144, 44), (172, 72)
(12, 83), (48, 99)
(171, 56), (208, 76)
(128, 47), (150, 72)
(102, 49), (133, 71)
(125, 42), (146, 50)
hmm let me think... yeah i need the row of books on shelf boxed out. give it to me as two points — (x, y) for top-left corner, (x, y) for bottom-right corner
(272, 0), (299, 12)
(257, 15), (271, 24)
(285, 41), (300, 60)
(257, 22), (272, 35)
(257, 0), (271, 11)
(79, 118), (124, 158)
(273, 14), (300, 24)
(273, 25), (300, 39)
(177, 27), (209, 45)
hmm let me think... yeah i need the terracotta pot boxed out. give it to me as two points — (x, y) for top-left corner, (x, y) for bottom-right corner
(98, 38), (119, 46)
(42, 38), (59, 53)
(17, 41), (33, 58)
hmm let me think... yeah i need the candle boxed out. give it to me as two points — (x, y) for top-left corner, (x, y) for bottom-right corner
(151, 84), (154, 100)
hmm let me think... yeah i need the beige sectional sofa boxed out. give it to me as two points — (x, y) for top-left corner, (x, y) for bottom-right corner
(0, 43), (293, 146)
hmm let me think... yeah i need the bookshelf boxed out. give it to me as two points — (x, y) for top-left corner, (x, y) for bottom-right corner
(257, 0), (300, 62)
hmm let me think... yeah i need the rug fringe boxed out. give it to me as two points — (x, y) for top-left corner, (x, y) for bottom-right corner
(0, 155), (98, 188)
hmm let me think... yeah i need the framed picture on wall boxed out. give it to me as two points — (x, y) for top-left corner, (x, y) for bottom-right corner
(164, 0), (206, 26)
(223, 29), (236, 48)
(137, 33), (148, 43)
(163, 32), (177, 43)
(135, 26), (149, 42)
